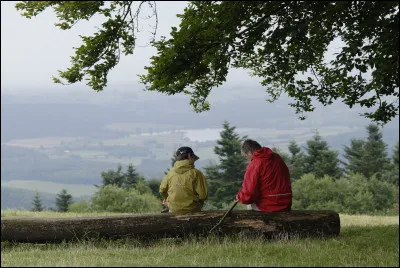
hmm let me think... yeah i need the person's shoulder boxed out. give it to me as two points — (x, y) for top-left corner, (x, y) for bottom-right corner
(247, 157), (264, 170)
(192, 167), (205, 176)
(164, 168), (175, 178)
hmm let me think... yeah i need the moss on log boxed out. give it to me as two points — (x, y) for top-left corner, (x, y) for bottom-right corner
(1, 210), (340, 243)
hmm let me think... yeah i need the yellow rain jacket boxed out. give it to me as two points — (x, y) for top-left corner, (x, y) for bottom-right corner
(160, 159), (208, 214)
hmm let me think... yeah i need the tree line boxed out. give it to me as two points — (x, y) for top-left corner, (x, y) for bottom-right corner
(32, 121), (399, 215)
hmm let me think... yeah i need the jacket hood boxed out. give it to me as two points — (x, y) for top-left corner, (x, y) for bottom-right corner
(252, 147), (273, 160)
(173, 159), (194, 174)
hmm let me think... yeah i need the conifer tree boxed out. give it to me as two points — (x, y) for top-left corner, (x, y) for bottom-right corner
(288, 140), (306, 181)
(343, 139), (365, 175)
(362, 124), (390, 178)
(304, 132), (342, 178)
(31, 191), (43, 212)
(205, 121), (247, 207)
(124, 163), (142, 189)
(55, 189), (73, 212)
(393, 140), (399, 170)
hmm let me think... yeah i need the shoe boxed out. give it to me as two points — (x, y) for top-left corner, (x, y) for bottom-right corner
(161, 207), (169, 213)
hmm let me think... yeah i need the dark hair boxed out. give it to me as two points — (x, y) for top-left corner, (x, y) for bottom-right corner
(242, 139), (262, 155)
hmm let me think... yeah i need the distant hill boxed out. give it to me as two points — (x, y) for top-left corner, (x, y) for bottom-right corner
(1, 187), (57, 210)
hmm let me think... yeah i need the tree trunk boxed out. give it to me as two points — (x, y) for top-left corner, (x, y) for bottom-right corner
(1, 210), (340, 243)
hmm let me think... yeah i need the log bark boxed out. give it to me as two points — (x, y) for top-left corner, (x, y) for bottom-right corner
(1, 210), (340, 243)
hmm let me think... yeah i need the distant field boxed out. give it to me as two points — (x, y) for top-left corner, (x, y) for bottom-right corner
(104, 122), (185, 133)
(70, 150), (143, 165)
(1, 180), (97, 196)
(102, 132), (187, 147)
(5, 137), (82, 149)
(4, 125), (359, 150)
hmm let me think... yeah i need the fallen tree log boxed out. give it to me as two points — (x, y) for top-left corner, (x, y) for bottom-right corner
(1, 210), (340, 243)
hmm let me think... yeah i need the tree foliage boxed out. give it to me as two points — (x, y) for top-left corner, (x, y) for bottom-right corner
(90, 185), (160, 213)
(343, 138), (366, 175)
(292, 173), (397, 214)
(205, 121), (247, 207)
(124, 163), (143, 189)
(97, 164), (125, 188)
(287, 140), (306, 180)
(343, 124), (392, 180)
(97, 163), (144, 189)
(55, 188), (73, 212)
(31, 191), (44, 212)
(15, 1), (399, 124)
(142, 1), (399, 124)
(304, 132), (342, 178)
(393, 140), (399, 169)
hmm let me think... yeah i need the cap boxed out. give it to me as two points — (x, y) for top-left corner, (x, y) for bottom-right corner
(176, 146), (199, 161)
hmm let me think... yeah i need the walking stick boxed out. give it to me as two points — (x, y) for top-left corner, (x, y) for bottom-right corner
(209, 200), (239, 233)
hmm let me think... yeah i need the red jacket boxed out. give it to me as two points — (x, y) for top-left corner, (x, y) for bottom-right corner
(237, 147), (292, 212)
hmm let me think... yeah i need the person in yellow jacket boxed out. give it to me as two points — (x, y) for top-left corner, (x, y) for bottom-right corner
(159, 146), (208, 214)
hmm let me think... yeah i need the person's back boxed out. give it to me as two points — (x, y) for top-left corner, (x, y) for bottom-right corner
(159, 147), (208, 214)
(249, 147), (292, 212)
(237, 139), (292, 212)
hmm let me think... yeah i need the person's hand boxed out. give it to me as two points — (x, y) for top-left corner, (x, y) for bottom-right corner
(162, 199), (168, 207)
(235, 194), (239, 202)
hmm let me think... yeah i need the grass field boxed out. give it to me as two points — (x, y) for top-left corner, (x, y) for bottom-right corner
(5, 137), (81, 149)
(1, 212), (399, 267)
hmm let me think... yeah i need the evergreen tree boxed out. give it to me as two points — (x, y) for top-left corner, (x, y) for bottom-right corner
(205, 121), (247, 207)
(124, 163), (142, 189)
(31, 191), (43, 212)
(97, 164), (125, 188)
(393, 140), (399, 170)
(55, 189), (73, 212)
(287, 140), (306, 181)
(343, 139), (365, 175)
(361, 124), (390, 178)
(271, 146), (290, 164)
(384, 140), (399, 185)
(304, 132), (342, 178)
(145, 178), (163, 199)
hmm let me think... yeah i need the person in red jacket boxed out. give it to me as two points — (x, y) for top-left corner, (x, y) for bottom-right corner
(236, 139), (292, 212)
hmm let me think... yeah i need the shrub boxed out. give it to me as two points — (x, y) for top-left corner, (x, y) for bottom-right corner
(68, 198), (91, 213)
(292, 172), (398, 214)
(90, 185), (161, 213)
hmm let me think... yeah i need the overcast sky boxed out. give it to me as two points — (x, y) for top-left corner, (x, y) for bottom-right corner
(1, 1), (182, 92)
(1, 1), (263, 99)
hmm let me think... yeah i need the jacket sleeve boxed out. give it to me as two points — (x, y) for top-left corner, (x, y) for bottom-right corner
(195, 170), (208, 201)
(159, 174), (169, 199)
(237, 162), (259, 204)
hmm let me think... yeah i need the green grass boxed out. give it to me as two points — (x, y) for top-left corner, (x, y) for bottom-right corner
(1, 226), (398, 267)
(1, 212), (399, 267)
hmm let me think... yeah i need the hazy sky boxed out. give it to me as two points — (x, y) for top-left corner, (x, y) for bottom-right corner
(1, 1), (261, 98)
(1, 1), (184, 91)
